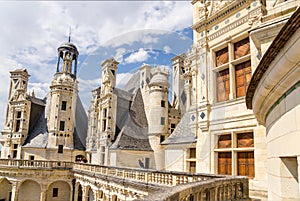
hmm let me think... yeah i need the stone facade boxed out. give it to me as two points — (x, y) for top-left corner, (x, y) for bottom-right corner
(161, 0), (300, 199)
(1, 1), (300, 200)
(247, 8), (300, 200)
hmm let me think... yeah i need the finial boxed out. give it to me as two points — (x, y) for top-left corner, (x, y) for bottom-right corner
(68, 27), (71, 43)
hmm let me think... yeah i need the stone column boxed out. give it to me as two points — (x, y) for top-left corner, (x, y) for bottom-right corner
(56, 53), (60, 72)
(39, 184), (48, 201)
(74, 184), (79, 201)
(228, 41), (236, 99)
(40, 190), (46, 201)
(10, 182), (18, 201)
(82, 186), (88, 201)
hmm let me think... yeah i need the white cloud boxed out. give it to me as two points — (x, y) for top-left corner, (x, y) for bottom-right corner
(163, 45), (172, 54)
(28, 82), (50, 99)
(78, 78), (101, 93)
(0, 1), (193, 131)
(125, 48), (149, 64)
(114, 48), (126, 63)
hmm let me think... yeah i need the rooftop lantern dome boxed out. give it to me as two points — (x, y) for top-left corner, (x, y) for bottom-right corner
(149, 66), (170, 88)
(56, 33), (79, 78)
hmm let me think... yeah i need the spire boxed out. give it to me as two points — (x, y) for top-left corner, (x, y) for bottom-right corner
(68, 27), (71, 43)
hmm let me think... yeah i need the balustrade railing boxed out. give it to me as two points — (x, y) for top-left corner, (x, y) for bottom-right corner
(0, 159), (73, 169)
(0, 159), (250, 200)
(73, 163), (224, 187)
(143, 177), (251, 201)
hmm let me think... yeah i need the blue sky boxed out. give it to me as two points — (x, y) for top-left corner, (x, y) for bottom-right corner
(0, 1), (193, 133)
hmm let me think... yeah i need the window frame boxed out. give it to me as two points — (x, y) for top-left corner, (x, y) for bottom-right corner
(59, 121), (65, 131)
(58, 145), (63, 154)
(215, 131), (255, 178)
(61, 101), (67, 111)
(213, 36), (251, 103)
(53, 188), (59, 197)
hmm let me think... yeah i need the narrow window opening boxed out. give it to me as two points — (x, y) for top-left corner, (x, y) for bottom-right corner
(61, 101), (67, 111)
(53, 188), (58, 197)
(58, 145), (63, 154)
(59, 121), (65, 131)
(160, 117), (165, 125)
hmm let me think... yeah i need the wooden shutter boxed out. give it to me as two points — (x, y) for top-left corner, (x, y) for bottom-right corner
(218, 152), (232, 175)
(237, 132), (254, 148)
(216, 47), (229, 66)
(235, 61), (251, 97)
(217, 69), (230, 101)
(189, 161), (196, 173)
(234, 38), (250, 59)
(218, 134), (231, 148)
(238, 152), (255, 178)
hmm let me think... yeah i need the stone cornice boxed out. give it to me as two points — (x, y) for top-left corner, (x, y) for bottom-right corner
(192, 0), (248, 32)
(246, 8), (300, 110)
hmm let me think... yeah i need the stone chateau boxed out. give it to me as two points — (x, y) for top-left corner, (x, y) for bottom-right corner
(0, 1), (300, 201)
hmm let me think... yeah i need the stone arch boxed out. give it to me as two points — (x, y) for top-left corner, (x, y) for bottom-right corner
(77, 183), (83, 201)
(86, 185), (95, 201)
(46, 180), (71, 201)
(0, 178), (12, 201)
(18, 179), (41, 201)
(97, 189), (104, 200)
(112, 194), (119, 201)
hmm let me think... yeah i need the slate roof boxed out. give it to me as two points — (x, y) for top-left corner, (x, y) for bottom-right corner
(124, 72), (140, 93)
(161, 113), (196, 145)
(23, 110), (48, 148)
(23, 96), (88, 150)
(110, 88), (152, 151)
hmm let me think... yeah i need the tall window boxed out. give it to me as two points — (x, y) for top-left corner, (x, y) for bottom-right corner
(215, 37), (251, 102)
(216, 69), (230, 102)
(59, 121), (65, 131)
(216, 132), (254, 178)
(215, 47), (229, 67)
(235, 61), (252, 97)
(58, 145), (63, 154)
(15, 111), (22, 132)
(187, 148), (196, 173)
(12, 144), (18, 158)
(102, 108), (107, 132)
(53, 188), (58, 197)
(61, 101), (67, 111)
(160, 117), (165, 125)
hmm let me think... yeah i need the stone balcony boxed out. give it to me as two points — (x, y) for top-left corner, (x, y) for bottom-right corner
(0, 159), (250, 201)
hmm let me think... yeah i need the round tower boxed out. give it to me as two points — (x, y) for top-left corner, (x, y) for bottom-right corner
(47, 41), (79, 152)
(148, 66), (170, 170)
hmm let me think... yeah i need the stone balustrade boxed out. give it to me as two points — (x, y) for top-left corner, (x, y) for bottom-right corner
(0, 159), (250, 201)
(73, 163), (226, 187)
(143, 176), (251, 201)
(0, 159), (73, 169)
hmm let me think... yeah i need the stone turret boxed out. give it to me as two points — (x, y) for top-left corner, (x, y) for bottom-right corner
(0, 69), (31, 159)
(47, 41), (79, 151)
(147, 66), (170, 170)
(97, 58), (119, 165)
